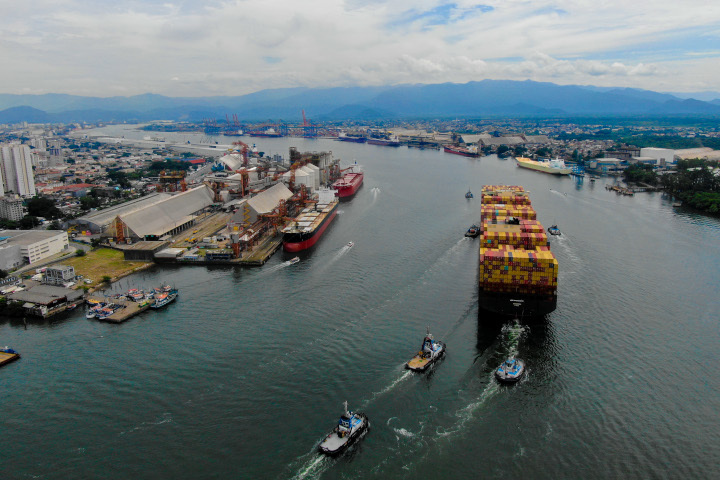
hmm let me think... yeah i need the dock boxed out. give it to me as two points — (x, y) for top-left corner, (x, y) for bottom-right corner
(89, 296), (153, 324)
(0, 351), (20, 368)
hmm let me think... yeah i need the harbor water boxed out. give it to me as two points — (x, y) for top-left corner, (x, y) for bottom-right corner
(2, 129), (720, 479)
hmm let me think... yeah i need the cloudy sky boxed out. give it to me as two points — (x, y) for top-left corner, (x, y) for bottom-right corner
(3, 0), (720, 97)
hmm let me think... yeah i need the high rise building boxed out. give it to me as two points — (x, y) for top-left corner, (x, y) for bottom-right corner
(0, 144), (37, 197)
(0, 195), (25, 221)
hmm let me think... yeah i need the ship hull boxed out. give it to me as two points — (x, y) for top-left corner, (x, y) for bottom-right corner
(444, 145), (479, 157)
(478, 289), (557, 317)
(516, 160), (571, 175)
(367, 139), (400, 147)
(333, 172), (364, 199)
(336, 136), (367, 143)
(283, 205), (338, 252)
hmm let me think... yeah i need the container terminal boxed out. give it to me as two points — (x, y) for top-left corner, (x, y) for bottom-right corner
(478, 185), (558, 317)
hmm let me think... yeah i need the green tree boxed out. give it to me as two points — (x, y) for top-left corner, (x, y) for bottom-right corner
(19, 216), (40, 229)
(26, 196), (62, 219)
(75, 249), (86, 257)
(0, 269), (7, 279)
(101, 275), (112, 284)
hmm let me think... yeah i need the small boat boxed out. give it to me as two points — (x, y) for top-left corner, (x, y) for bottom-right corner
(495, 357), (526, 383)
(465, 189), (474, 199)
(346, 242), (354, 248)
(547, 225), (561, 236)
(150, 289), (178, 309)
(465, 224), (480, 238)
(672, 202), (682, 207)
(1, 346), (19, 355)
(289, 257), (300, 264)
(406, 328), (446, 372)
(318, 401), (369, 456)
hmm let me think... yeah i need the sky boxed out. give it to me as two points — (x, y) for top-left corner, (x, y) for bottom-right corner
(3, 0), (720, 97)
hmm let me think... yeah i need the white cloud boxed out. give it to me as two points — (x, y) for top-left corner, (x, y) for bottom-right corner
(0, 0), (719, 95)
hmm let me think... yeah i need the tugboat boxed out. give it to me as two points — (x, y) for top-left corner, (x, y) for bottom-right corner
(495, 357), (526, 383)
(465, 224), (480, 238)
(465, 189), (474, 199)
(318, 401), (369, 456)
(547, 225), (561, 235)
(406, 327), (446, 372)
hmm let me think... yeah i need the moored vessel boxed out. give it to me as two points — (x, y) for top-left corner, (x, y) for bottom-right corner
(516, 157), (571, 175)
(406, 328), (446, 372)
(150, 289), (178, 309)
(478, 186), (558, 317)
(444, 144), (479, 157)
(367, 136), (400, 147)
(318, 401), (369, 455)
(332, 164), (364, 199)
(495, 357), (526, 383)
(336, 132), (367, 143)
(283, 189), (339, 252)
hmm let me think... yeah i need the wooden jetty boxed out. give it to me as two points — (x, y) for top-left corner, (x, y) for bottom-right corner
(89, 296), (152, 324)
(0, 350), (20, 368)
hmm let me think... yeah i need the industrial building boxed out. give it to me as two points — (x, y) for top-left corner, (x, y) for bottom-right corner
(640, 147), (676, 166)
(0, 230), (70, 268)
(227, 183), (294, 232)
(109, 185), (215, 242)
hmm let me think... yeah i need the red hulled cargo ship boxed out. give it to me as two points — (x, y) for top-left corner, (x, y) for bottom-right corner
(444, 144), (479, 157)
(283, 189), (339, 252)
(332, 164), (364, 199)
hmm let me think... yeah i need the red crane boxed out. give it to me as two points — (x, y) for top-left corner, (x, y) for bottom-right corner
(232, 140), (250, 167)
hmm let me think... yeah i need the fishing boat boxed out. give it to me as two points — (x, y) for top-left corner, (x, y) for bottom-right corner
(406, 328), (446, 372)
(465, 189), (474, 199)
(150, 289), (178, 309)
(127, 288), (145, 302)
(547, 225), (561, 235)
(318, 401), (369, 456)
(495, 357), (526, 383)
(465, 224), (480, 238)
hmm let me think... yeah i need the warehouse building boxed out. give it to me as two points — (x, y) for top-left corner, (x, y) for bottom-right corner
(0, 229), (69, 267)
(108, 185), (215, 242)
(227, 183), (294, 232)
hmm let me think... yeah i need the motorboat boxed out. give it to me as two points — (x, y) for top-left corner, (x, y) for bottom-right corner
(406, 327), (446, 372)
(465, 189), (474, 199)
(318, 401), (369, 455)
(547, 225), (561, 236)
(289, 257), (300, 264)
(495, 357), (526, 383)
(347, 242), (354, 248)
(465, 224), (480, 238)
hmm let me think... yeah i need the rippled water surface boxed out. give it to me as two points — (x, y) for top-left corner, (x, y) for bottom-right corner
(2, 129), (720, 479)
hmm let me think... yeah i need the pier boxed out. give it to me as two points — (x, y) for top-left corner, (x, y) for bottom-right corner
(88, 296), (152, 324)
(0, 351), (21, 368)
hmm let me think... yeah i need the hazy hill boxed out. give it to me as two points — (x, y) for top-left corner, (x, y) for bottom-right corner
(2, 80), (720, 123)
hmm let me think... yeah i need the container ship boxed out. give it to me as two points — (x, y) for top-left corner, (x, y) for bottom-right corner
(283, 189), (339, 252)
(478, 185), (558, 317)
(516, 157), (571, 175)
(332, 164), (364, 199)
(444, 144), (479, 157)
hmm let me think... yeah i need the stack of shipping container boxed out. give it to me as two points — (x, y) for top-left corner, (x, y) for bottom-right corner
(478, 185), (558, 315)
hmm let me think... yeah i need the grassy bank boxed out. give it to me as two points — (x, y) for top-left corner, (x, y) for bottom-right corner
(62, 248), (152, 288)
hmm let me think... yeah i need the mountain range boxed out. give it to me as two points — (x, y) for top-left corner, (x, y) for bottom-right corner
(1, 80), (720, 124)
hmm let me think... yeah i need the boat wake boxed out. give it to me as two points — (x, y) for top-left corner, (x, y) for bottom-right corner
(291, 454), (328, 480)
(500, 319), (529, 358)
(361, 369), (413, 408)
